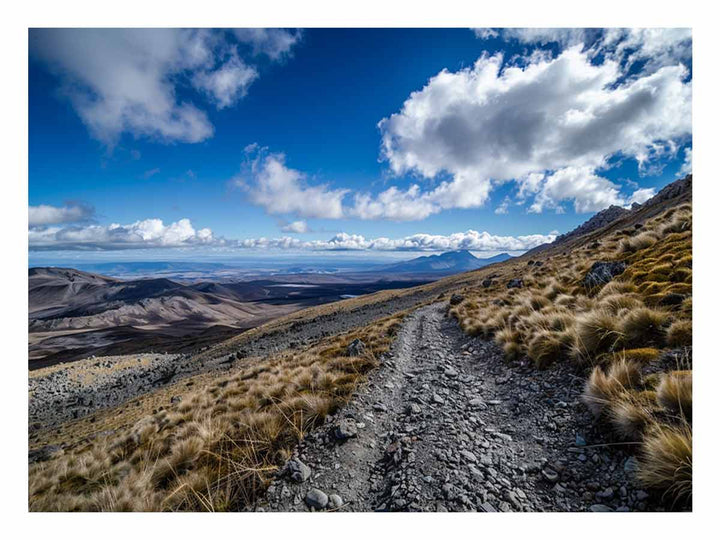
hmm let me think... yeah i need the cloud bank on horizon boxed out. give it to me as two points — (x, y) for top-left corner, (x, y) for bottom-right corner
(28, 213), (556, 253)
(28, 28), (692, 253)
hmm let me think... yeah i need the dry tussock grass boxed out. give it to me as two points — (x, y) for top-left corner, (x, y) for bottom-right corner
(449, 202), (692, 503)
(29, 314), (404, 511)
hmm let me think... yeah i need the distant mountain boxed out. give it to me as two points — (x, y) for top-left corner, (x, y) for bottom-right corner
(380, 250), (513, 274)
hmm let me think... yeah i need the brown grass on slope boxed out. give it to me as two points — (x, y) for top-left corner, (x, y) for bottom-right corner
(448, 202), (692, 504)
(29, 315), (404, 511)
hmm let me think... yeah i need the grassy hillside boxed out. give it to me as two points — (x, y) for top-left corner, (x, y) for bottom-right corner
(450, 202), (692, 506)
(29, 314), (405, 511)
(28, 183), (692, 511)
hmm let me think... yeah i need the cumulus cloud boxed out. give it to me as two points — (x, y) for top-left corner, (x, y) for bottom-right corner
(680, 147), (692, 175)
(29, 203), (94, 226)
(29, 218), (216, 251)
(192, 54), (258, 109)
(28, 215), (554, 254)
(30, 28), (301, 145)
(525, 167), (657, 213)
(377, 43), (691, 216)
(494, 197), (511, 215)
(476, 28), (691, 73)
(280, 220), (310, 233)
(237, 230), (556, 252)
(238, 153), (349, 219)
(601, 28), (692, 74)
(233, 29), (303, 60)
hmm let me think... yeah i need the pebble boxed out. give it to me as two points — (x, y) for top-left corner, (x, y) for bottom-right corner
(305, 488), (329, 510)
(589, 504), (614, 512)
(286, 459), (311, 483)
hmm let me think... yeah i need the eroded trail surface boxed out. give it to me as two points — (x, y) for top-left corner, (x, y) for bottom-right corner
(260, 303), (666, 512)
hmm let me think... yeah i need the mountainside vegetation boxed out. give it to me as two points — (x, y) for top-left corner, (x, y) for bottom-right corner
(28, 176), (692, 511)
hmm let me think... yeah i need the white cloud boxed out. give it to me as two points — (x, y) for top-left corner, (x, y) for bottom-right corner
(239, 153), (349, 219)
(477, 28), (692, 74)
(680, 147), (692, 175)
(500, 28), (591, 46)
(601, 28), (692, 74)
(30, 29), (301, 145)
(233, 29), (302, 60)
(628, 187), (656, 206)
(526, 167), (658, 213)
(29, 215), (555, 254)
(29, 203), (94, 226)
(472, 28), (499, 40)
(237, 229), (556, 252)
(280, 220), (309, 233)
(29, 218), (217, 251)
(494, 197), (510, 215)
(192, 54), (258, 109)
(378, 44), (691, 216)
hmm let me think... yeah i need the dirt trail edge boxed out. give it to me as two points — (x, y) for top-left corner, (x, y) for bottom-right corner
(259, 303), (668, 512)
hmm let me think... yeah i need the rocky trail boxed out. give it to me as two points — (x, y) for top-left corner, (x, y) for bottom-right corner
(259, 303), (668, 512)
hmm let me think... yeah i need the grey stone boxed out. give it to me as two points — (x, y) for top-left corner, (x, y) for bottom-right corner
(432, 393), (445, 404)
(305, 488), (329, 509)
(589, 504), (613, 512)
(480, 502), (498, 512)
(449, 294), (465, 306)
(460, 450), (478, 463)
(624, 457), (639, 475)
(286, 458), (311, 483)
(507, 278), (524, 289)
(346, 339), (366, 357)
(469, 398), (487, 410)
(328, 494), (344, 509)
(541, 468), (559, 483)
(334, 419), (358, 440)
(575, 434), (587, 447)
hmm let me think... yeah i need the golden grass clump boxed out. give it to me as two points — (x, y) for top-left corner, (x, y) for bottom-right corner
(582, 359), (642, 417)
(638, 423), (692, 505)
(618, 307), (669, 348)
(574, 309), (622, 361)
(611, 347), (661, 364)
(618, 231), (660, 254)
(527, 330), (564, 369)
(666, 319), (692, 348)
(656, 371), (692, 419)
(609, 396), (655, 440)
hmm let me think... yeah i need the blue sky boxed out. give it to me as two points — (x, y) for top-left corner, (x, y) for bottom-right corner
(28, 28), (692, 263)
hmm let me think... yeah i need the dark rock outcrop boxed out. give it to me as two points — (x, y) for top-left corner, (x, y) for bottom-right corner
(583, 261), (627, 288)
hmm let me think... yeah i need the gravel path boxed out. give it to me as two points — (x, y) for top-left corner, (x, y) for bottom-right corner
(259, 303), (671, 512)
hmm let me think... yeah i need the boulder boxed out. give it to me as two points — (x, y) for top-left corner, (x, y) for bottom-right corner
(449, 294), (464, 306)
(507, 279), (524, 289)
(583, 261), (627, 288)
(481, 279), (493, 288)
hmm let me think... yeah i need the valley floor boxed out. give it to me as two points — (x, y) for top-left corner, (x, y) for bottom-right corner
(260, 304), (678, 512)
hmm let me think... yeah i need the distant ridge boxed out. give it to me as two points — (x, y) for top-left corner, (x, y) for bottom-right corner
(526, 174), (693, 257)
(379, 250), (513, 274)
